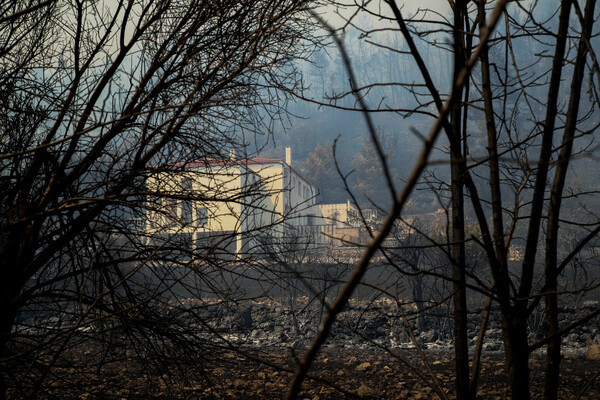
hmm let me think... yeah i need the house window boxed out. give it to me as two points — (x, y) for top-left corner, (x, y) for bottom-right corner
(181, 177), (194, 225)
(163, 197), (178, 226)
(182, 199), (193, 224)
(196, 207), (208, 226)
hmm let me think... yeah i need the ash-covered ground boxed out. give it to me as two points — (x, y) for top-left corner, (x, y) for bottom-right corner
(11, 297), (600, 399)
(196, 297), (600, 359)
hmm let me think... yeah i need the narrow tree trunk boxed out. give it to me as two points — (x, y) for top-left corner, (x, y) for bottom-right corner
(0, 252), (23, 400)
(0, 223), (37, 400)
(507, 2), (572, 399)
(544, 2), (596, 398)
(450, 2), (470, 398)
(503, 312), (531, 400)
(0, 299), (19, 400)
(450, 165), (469, 400)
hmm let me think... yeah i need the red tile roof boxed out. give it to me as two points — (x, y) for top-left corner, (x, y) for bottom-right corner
(168, 158), (283, 168)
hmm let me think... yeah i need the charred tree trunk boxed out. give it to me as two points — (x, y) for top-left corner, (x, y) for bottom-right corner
(502, 2), (573, 399)
(502, 313), (532, 400)
(0, 232), (32, 400)
(450, 2), (470, 398)
(472, 1), (509, 395)
(544, 1), (596, 398)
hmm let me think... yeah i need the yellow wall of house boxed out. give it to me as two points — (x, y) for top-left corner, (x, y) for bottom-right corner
(146, 156), (325, 255)
(249, 161), (321, 228)
(318, 201), (358, 227)
(146, 167), (244, 235)
(248, 162), (285, 219)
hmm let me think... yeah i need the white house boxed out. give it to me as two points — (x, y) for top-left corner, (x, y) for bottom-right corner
(145, 147), (323, 259)
(318, 201), (363, 247)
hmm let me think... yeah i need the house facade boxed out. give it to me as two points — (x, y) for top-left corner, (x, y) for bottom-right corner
(318, 201), (362, 247)
(145, 147), (323, 259)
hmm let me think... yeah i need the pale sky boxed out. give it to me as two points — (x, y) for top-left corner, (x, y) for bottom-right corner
(322, 0), (452, 32)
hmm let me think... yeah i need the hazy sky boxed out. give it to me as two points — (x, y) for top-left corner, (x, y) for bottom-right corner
(323, 0), (452, 31)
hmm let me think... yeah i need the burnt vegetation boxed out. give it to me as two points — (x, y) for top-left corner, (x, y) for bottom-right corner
(2, 1), (600, 400)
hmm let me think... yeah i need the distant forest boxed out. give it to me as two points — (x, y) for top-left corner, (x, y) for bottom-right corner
(256, 3), (600, 215)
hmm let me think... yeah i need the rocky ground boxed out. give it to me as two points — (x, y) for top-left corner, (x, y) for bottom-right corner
(204, 297), (600, 359)
(138, 297), (600, 399)
(193, 347), (600, 400)
(33, 346), (600, 399)
(11, 298), (600, 399)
